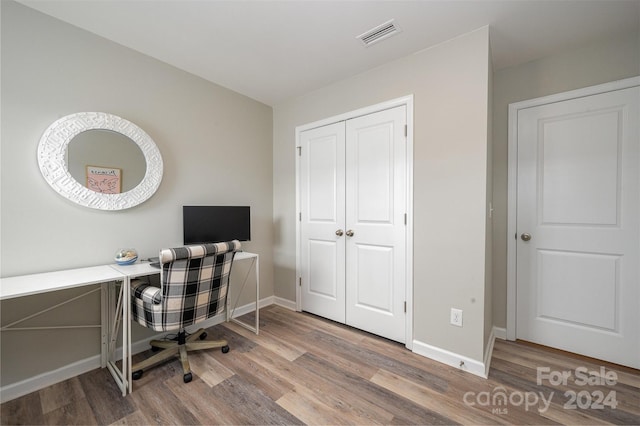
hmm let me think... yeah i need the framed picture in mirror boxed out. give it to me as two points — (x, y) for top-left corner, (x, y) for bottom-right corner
(86, 165), (122, 194)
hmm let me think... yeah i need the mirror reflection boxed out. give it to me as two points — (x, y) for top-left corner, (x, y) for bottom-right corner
(67, 130), (146, 193)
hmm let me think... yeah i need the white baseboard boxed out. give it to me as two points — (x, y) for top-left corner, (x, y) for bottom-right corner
(483, 328), (497, 378)
(411, 326), (506, 380)
(0, 298), (271, 403)
(493, 326), (507, 340)
(480, 326), (507, 377)
(0, 355), (101, 404)
(273, 296), (297, 311)
(412, 339), (488, 378)
(226, 295), (272, 320)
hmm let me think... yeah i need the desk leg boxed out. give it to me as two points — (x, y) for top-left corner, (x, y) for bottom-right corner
(100, 283), (108, 368)
(105, 280), (129, 396)
(254, 256), (260, 334)
(229, 255), (260, 335)
(124, 276), (132, 394)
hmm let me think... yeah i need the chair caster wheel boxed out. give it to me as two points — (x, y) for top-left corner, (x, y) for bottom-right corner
(199, 332), (207, 340)
(183, 372), (192, 383)
(221, 345), (230, 353)
(132, 370), (143, 380)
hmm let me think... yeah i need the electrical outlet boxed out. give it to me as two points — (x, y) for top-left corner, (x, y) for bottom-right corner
(450, 308), (463, 327)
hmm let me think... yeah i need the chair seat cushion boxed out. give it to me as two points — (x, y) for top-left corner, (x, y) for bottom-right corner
(131, 279), (162, 304)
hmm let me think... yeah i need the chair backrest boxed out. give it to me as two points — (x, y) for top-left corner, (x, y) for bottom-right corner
(158, 240), (241, 330)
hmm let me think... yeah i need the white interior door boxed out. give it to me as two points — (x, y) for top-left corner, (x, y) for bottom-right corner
(345, 107), (407, 342)
(516, 86), (639, 368)
(299, 105), (408, 343)
(300, 122), (346, 323)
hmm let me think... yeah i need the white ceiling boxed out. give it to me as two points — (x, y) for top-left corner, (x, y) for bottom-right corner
(17, 0), (640, 106)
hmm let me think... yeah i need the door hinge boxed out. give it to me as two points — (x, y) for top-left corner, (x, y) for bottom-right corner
(404, 301), (407, 313)
(404, 125), (407, 137)
(404, 213), (407, 225)
(299, 212), (302, 221)
(297, 146), (302, 156)
(299, 277), (302, 287)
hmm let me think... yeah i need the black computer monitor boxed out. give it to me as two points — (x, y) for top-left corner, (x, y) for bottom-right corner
(183, 206), (251, 245)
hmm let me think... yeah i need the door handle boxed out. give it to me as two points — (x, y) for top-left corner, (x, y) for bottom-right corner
(521, 233), (532, 242)
(335, 229), (344, 237)
(346, 230), (354, 237)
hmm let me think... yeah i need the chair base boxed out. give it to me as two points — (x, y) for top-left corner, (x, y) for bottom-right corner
(132, 328), (229, 383)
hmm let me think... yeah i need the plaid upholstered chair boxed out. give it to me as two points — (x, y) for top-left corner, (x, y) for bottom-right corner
(130, 240), (241, 383)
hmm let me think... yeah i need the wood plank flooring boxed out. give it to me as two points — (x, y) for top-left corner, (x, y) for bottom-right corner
(2, 305), (639, 425)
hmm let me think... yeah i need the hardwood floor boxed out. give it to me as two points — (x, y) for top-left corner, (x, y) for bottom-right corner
(2, 305), (639, 425)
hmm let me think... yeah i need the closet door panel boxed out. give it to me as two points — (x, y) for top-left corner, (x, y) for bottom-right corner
(345, 106), (407, 343)
(299, 122), (346, 323)
(353, 244), (394, 313)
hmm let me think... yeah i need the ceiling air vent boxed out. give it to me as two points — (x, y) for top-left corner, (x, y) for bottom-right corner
(357, 19), (401, 47)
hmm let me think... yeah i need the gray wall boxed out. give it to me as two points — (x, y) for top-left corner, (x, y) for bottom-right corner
(1, 1), (273, 386)
(491, 30), (640, 329)
(273, 27), (492, 362)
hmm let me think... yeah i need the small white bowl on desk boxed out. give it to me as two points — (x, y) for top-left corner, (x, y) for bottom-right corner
(114, 249), (138, 265)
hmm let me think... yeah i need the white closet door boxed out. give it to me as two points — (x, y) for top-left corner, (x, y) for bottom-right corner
(345, 106), (407, 343)
(299, 105), (408, 343)
(300, 122), (346, 323)
(516, 86), (639, 368)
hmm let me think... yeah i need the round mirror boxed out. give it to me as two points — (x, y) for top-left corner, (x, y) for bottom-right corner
(37, 112), (163, 210)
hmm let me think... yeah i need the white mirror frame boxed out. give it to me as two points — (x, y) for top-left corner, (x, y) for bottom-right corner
(37, 112), (163, 210)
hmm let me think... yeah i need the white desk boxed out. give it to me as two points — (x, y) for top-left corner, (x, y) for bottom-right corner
(0, 265), (123, 300)
(0, 266), (129, 395)
(0, 251), (259, 396)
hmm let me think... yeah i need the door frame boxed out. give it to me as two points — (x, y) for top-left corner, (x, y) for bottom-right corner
(506, 76), (640, 340)
(295, 95), (414, 349)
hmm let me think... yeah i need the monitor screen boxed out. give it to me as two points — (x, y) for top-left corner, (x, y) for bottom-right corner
(183, 206), (251, 245)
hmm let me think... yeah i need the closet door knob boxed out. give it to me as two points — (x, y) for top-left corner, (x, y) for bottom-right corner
(346, 230), (354, 237)
(335, 229), (344, 237)
(521, 233), (532, 242)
